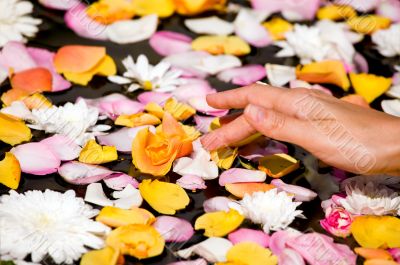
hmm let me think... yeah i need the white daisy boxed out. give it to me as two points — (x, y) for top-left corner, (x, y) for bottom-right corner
(275, 21), (355, 64)
(28, 100), (110, 145)
(230, 189), (304, 233)
(0, 0), (42, 47)
(339, 181), (400, 216)
(0, 189), (110, 264)
(372, 23), (400, 57)
(108, 54), (184, 92)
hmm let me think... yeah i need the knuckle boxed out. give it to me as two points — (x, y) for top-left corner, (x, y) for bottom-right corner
(264, 111), (286, 135)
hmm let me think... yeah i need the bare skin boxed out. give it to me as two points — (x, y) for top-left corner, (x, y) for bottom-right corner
(201, 83), (400, 175)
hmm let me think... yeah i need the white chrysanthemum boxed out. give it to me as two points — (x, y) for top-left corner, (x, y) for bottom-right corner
(372, 23), (400, 57)
(340, 181), (400, 216)
(275, 21), (355, 64)
(0, 0), (42, 47)
(108, 54), (184, 92)
(28, 100), (110, 145)
(230, 189), (304, 233)
(0, 189), (110, 264)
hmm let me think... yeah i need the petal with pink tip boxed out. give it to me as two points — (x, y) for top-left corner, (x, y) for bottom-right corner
(150, 31), (192, 56)
(163, 51), (211, 78)
(279, 248), (305, 265)
(58, 161), (114, 184)
(11, 142), (61, 175)
(64, 3), (108, 40)
(0, 41), (36, 72)
(250, 0), (282, 13)
(269, 229), (302, 256)
(217, 65), (266, 86)
(194, 115), (215, 133)
(377, 0), (400, 23)
(167, 259), (207, 265)
(228, 228), (270, 247)
(137, 91), (172, 106)
(40, 135), (81, 161)
(173, 80), (214, 103)
(203, 196), (233, 213)
(188, 96), (229, 117)
(153, 216), (194, 242)
(281, 0), (320, 21)
(176, 175), (207, 191)
(104, 173), (139, 190)
(271, 179), (317, 202)
(239, 139), (288, 161)
(219, 168), (266, 186)
(39, 0), (81, 10)
(184, 16), (234, 35)
(234, 10), (272, 47)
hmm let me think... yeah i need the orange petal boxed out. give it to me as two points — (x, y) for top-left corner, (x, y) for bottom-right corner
(115, 113), (161, 127)
(80, 247), (120, 265)
(164, 98), (196, 121)
(296, 60), (350, 91)
(173, 0), (226, 15)
(54, 45), (106, 73)
(225, 183), (276, 199)
(354, 248), (393, 260)
(341, 94), (370, 108)
(1, 88), (30, 106)
(258, 154), (300, 178)
(192, 35), (250, 56)
(144, 102), (164, 119)
(86, 0), (136, 25)
(161, 112), (187, 138)
(0, 152), (21, 189)
(0, 113), (32, 145)
(365, 260), (400, 265)
(96, 206), (156, 227)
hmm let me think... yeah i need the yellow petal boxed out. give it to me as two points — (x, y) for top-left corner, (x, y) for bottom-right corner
(317, 5), (356, 21)
(226, 242), (278, 265)
(80, 247), (120, 265)
(296, 60), (350, 91)
(106, 224), (165, 259)
(86, 0), (136, 25)
(350, 73), (392, 103)
(164, 98), (196, 121)
(139, 179), (190, 214)
(144, 102), (165, 119)
(115, 113), (161, 127)
(173, 0), (226, 15)
(351, 216), (400, 248)
(132, 0), (175, 18)
(195, 209), (244, 237)
(64, 55), (117, 86)
(0, 152), (21, 189)
(232, 133), (262, 147)
(347, 15), (391, 34)
(96, 206), (156, 227)
(263, 18), (293, 40)
(23, 93), (52, 109)
(79, 139), (118, 164)
(258, 153), (300, 178)
(192, 36), (250, 56)
(210, 117), (221, 130)
(0, 113), (32, 145)
(211, 147), (238, 170)
(354, 247), (393, 261)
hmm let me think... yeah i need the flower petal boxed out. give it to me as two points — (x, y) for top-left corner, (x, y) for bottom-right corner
(137, 91), (172, 105)
(58, 161), (114, 184)
(217, 64), (266, 86)
(192, 35), (251, 56)
(225, 183), (276, 199)
(219, 168), (267, 186)
(40, 134), (82, 161)
(84, 182), (114, 207)
(80, 247), (120, 265)
(38, 0), (81, 10)
(150, 31), (192, 56)
(195, 209), (244, 237)
(132, 0), (175, 17)
(0, 113), (32, 145)
(104, 173), (139, 190)
(377, 0), (400, 23)
(96, 206), (155, 227)
(271, 179), (317, 202)
(0, 152), (21, 189)
(176, 175), (207, 191)
(167, 259), (207, 265)
(234, 9), (272, 47)
(188, 96), (229, 117)
(225, 242), (278, 265)
(228, 228), (270, 248)
(350, 73), (392, 103)
(54, 45), (106, 73)
(265, 64), (296, 87)
(79, 139), (118, 164)
(279, 248), (305, 265)
(203, 196), (233, 213)
(153, 216), (194, 242)
(185, 16), (234, 35)
(382, 99), (400, 117)
(11, 142), (60, 175)
(258, 154), (299, 178)
(112, 184), (143, 209)
(269, 229), (302, 256)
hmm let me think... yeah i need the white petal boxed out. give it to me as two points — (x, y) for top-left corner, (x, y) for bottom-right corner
(84, 183), (114, 207)
(265, 64), (296, 87)
(381, 99), (400, 117)
(194, 55), (242, 75)
(185, 16), (234, 35)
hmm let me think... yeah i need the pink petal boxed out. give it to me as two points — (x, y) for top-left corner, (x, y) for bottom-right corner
(153, 216), (194, 242)
(353, 52), (369, 74)
(389, 248), (400, 262)
(167, 259), (207, 265)
(188, 96), (229, 117)
(219, 168), (266, 186)
(334, 0), (380, 12)
(234, 10), (272, 47)
(103, 173), (139, 190)
(11, 142), (61, 175)
(239, 138), (288, 161)
(271, 179), (317, 202)
(150, 31), (192, 56)
(40, 135), (81, 161)
(58, 161), (113, 184)
(377, 0), (400, 22)
(173, 81), (214, 103)
(269, 230), (302, 256)
(217, 65), (266, 86)
(97, 126), (153, 153)
(137, 91), (172, 106)
(250, 0), (282, 12)
(194, 115), (215, 133)
(281, 0), (320, 21)
(0, 41), (36, 72)
(286, 233), (356, 265)
(228, 228), (270, 247)
(279, 249), (305, 265)
(65, 3), (108, 40)
(39, 0), (81, 10)
(27, 47), (71, 92)
(176, 175), (207, 191)
(203, 196), (233, 212)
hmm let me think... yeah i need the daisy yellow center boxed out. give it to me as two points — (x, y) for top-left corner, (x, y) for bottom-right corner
(143, 80), (153, 90)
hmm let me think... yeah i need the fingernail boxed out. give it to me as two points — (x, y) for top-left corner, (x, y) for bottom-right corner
(245, 104), (264, 123)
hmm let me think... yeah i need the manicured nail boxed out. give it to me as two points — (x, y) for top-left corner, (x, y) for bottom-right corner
(245, 104), (264, 123)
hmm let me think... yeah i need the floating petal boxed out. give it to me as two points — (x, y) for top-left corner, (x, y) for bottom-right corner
(153, 216), (194, 242)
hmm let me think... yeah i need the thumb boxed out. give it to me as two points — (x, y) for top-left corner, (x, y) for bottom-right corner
(243, 104), (307, 144)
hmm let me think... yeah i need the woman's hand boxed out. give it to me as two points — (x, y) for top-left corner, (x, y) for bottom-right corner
(201, 83), (400, 175)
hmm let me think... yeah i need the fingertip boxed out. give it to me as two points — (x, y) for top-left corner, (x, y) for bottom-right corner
(200, 133), (223, 151)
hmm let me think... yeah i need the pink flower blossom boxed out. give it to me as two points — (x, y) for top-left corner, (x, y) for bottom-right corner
(320, 206), (353, 238)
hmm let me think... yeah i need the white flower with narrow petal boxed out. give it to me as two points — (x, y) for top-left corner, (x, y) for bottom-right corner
(0, 189), (110, 264)
(108, 54), (184, 93)
(230, 189), (304, 233)
(372, 24), (400, 57)
(28, 100), (110, 145)
(339, 181), (400, 216)
(0, 0), (42, 47)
